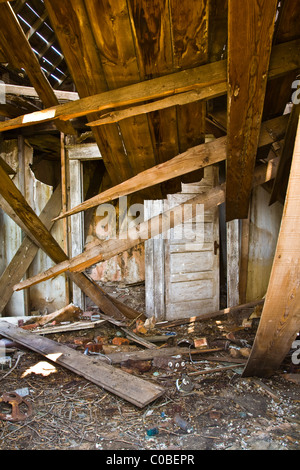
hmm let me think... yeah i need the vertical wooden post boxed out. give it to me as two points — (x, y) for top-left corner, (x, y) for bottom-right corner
(227, 219), (240, 307)
(239, 209), (250, 304)
(60, 133), (71, 305)
(17, 135), (29, 316)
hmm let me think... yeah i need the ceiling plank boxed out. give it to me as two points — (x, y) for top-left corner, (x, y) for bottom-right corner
(85, 0), (161, 200)
(0, 2), (76, 135)
(128, 0), (181, 196)
(55, 114), (288, 220)
(0, 38), (298, 135)
(170, 0), (208, 188)
(44, 0), (136, 187)
(14, 156), (279, 291)
(243, 115), (300, 377)
(226, 0), (278, 221)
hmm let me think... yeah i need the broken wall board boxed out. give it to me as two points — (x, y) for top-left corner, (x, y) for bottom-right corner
(243, 116), (300, 377)
(0, 321), (164, 408)
(246, 185), (283, 303)
(0, 185), (62, 314)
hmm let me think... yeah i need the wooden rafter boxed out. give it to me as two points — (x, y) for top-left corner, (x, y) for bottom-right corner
(0, 37), (298, 135)
(0, 2), (76, 135)
(226, 0), (278, 221)
(14, 156), (280, 292)
(243, 116), (300, 377)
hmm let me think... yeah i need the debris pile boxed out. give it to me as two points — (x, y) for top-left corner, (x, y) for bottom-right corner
(0, 290), (299, 450)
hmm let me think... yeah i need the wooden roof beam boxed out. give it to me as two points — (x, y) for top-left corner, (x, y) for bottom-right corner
(0, 2), (76, 135)
(14, 156), (280, 291)
(0, 38), (298, 134)
(226, 0), (278, 222)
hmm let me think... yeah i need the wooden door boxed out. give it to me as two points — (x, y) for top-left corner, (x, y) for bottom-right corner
(145, 166), (220, 321)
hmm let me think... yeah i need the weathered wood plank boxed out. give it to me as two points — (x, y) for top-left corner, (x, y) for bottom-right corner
(87, 89), (216, 126)
(44, 0), (133, 187)
(14, 157), (280, 290)
(85, 0), (160, 199)
(0, 321), (165, 408)
(0, 162), (67, 262)
(226, 0), (278, 221)
(0, 38), (298, 133)
(227, 219), (240, 307)
(0, 3), (75, 135)
(55, 114), (288, 220)
(243, 116), (300, 377)
(170, 0), (208, 187)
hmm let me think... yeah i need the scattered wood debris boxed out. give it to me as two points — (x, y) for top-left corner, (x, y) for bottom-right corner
(0, 293), (299, 450)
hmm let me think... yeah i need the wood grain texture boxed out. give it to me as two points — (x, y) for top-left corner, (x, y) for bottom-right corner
(0, 185), (62, 314)
(44, 0), (134, 186)
(85, 0), (160, 199)
(226, 0), (278, 221)
(243, 116), (300, 377)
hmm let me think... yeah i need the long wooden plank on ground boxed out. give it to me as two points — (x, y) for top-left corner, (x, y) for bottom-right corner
(54, 114), (288, 220)
(0, 38), (298, 134)
(14, 157), (280, 291)
(226, 0), (278, 221)
(0, 3), (75, 136)
(0, 321), (165, 408)
(0, 159), (139, 324)
(243, 116), (300, 378)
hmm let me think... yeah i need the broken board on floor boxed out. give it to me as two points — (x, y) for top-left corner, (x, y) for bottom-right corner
(0, 321), (165, 408)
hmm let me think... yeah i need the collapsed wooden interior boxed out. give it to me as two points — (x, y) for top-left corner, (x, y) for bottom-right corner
(0, 0), (299, 382)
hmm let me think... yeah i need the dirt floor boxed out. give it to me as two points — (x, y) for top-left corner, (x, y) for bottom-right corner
(0, 283), (299, 451)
